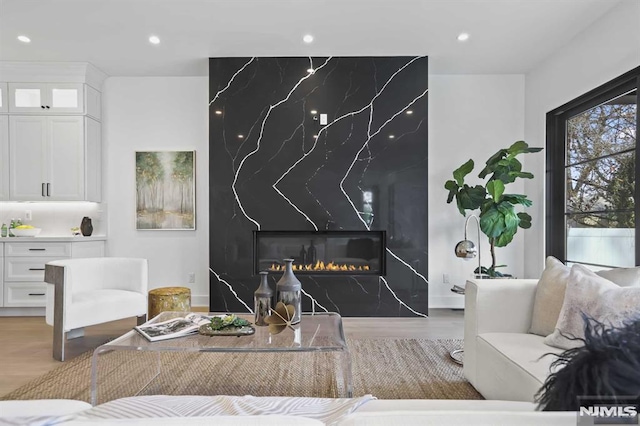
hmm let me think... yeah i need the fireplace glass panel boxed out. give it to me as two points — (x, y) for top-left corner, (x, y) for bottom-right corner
(254, 231), (386, 276)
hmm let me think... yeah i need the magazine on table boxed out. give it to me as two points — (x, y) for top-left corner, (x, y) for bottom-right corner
(135, 313), (212, 342)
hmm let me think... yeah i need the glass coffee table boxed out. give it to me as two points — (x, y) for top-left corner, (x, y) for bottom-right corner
(90, 312), (352, 405)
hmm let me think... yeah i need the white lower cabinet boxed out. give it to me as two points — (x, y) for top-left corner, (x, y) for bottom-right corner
(1, 239), (105, 310)
(4, 283), (47, 307)
(0, 244), (4, 307)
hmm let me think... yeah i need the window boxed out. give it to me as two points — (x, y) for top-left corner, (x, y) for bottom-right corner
(547, 67), (640, 268)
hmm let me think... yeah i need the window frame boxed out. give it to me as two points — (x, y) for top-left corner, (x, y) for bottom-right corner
(546, 66), (640, 267)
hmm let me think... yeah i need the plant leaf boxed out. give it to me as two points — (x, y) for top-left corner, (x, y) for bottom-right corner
(453, 160), (474, 186)
(495, 226), (517, 247)
(478, 149), (507, 178)
(518, 212), (532, 229)
(492, 158), (522, 183)
(457, 185), (486, 215)
(444, 180), (459, 204)
(507, 140), (543, 155)
(479, 205), (506, 238)
(502, 194), (532, 207)
(486, 180), (504, 202)
(493, 203), (519, 247)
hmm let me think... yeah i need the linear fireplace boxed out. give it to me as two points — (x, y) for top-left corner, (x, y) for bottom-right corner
(253, 230), (386, 276)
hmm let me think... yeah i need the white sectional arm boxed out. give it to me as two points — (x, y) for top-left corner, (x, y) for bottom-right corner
(463, 278), (539, 388)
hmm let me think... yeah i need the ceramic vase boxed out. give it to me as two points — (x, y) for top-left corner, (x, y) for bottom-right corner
(254, 271), (273, 326)
(275, 259), (301, 324)
(80, 217), (93, 236)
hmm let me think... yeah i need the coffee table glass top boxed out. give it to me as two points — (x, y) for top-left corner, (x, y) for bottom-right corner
(104, 311), (348, 352)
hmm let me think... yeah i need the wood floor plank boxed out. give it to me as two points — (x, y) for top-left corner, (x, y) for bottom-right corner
(0, 309), (463, 396)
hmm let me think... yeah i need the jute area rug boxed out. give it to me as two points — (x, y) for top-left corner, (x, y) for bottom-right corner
(1, 339), (481, 403)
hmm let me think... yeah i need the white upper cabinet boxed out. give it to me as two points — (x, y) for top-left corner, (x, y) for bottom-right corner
(1, 62), (105, 201)
(9, 83), (84, 114)
(0, 83), (7, 113)
(0, 116), (9, 200)
(9, 116), (85, 201)
(85, 85), (101, 120)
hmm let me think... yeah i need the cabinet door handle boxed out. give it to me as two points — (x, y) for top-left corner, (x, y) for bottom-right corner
(42, 183), (45, 197)
(29, 268), (46, 271)
(46, 106), (50, 109)
(46, 183), (50, 196)
(28, 293), (45, 296)
(28, 248), (46, 251)
(41, 105), (45, 109)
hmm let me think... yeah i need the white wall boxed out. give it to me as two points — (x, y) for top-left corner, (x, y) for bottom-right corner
(429, 74), (525, 308)
(103, 77), (209, 306)
(524, 0), (640, 279)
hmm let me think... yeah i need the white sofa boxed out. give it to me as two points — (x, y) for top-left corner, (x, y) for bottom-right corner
(0, 396), (576, 425)
(463, 278), (565, 402)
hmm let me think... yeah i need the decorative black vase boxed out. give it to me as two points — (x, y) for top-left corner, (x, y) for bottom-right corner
(307, 240), (316, 264)
(80, 217), (93, 236)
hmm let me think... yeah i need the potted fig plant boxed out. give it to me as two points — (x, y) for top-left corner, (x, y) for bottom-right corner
(444, 141), (543, 277)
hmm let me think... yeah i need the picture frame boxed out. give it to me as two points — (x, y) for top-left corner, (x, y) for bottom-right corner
(135, 150), (196, 230)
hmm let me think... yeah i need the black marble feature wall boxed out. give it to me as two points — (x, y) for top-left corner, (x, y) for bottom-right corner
(209, 56), (428, 317)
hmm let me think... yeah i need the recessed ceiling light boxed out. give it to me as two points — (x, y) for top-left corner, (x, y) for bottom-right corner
(17, 35), (31, 43)
(406, 110), (413, 115)
(237, 134), (244, 139)
(307, 68), (315, 74)
(310, 110), (318, 115)
(313, 135), (318, 139)
(303, 34), (314, 43)
(457, 33), (470, 42)
(388, 135), (395, 139)
(214, 110), (223, 115)
(149, 35), (160, 45)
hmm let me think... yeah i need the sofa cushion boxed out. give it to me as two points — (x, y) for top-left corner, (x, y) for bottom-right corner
(544, 264), (640, 350)
(67, 290), (146, 331)
(595, 266), (640, 287)
(475, 333), (563, 402)
(355, 399), (537, 412)
(62, 415), (325, 425)
(529, 256), (571, 337)
(338, 410), (575, 426)
(72, 395), (374, 425)
(0, 399), (91, 418)
(529, 259), (640, 338)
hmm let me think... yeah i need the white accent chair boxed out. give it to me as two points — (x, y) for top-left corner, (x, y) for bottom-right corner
(44, 258), (148, 361)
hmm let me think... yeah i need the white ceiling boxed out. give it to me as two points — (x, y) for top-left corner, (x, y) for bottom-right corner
(0, 0), (622, 77)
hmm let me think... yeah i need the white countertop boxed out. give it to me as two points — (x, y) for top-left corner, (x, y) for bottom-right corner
(0, 235), (107, 242)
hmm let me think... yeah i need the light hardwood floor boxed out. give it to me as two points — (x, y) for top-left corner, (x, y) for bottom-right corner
(0, 309), (463, 396)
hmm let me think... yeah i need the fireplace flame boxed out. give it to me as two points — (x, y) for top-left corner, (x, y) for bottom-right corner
(269, 260), (370, 272)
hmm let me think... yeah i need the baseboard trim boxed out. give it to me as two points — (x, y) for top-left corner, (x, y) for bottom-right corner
(0, 307), (46, 316)
(429, 295), (464, 309)
(191, 294), (208, 309)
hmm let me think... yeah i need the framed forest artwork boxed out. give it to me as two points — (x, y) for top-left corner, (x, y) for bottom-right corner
(136, 151), (196, 230)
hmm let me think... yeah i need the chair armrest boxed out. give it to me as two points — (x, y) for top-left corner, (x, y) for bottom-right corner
(463, 278), (538, 388)
(465, 279), (538, 335)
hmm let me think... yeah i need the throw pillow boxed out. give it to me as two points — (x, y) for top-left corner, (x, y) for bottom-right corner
(544, 264), (640, 350)
(596, 266), (640, 287)
(529, 256), (571, 336)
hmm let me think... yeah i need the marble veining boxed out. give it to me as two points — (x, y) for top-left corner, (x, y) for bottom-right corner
(209, 56), (429, 317)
